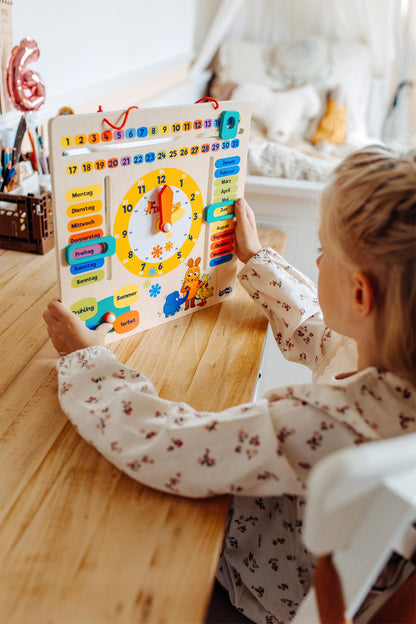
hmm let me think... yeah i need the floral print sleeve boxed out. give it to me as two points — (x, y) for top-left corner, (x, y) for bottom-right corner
(238, 248), (356, 379)
(56, 346), (371, 500)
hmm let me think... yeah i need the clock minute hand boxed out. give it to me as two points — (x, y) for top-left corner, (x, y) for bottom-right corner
(158, 184), (173, 233)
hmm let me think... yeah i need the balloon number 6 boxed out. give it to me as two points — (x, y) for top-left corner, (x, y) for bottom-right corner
(6, 37), (46, 113)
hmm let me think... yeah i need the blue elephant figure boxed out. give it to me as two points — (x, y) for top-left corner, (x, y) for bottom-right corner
(163, 288), (189, 318)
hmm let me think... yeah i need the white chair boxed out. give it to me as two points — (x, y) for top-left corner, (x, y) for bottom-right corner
(293, 432), (416, 623)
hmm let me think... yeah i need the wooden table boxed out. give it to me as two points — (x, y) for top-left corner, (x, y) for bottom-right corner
(0, 229), (285, 624)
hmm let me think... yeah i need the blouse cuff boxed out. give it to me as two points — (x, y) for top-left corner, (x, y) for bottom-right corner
(56, 345), (116, 374)
(237, 247), (285, 279)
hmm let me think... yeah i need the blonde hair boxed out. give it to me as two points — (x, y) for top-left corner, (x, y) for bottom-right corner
(321, 145), (416, 386)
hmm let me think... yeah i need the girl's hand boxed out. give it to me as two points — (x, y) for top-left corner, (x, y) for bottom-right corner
(234, 198), (262, 264)
(43, 298), (112, 356)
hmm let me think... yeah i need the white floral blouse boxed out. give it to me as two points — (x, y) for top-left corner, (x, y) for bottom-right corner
(56, 248), (415, 624)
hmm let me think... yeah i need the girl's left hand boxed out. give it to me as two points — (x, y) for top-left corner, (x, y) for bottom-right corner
(234, 198), (262, 264)
(43, 298), (112, 356)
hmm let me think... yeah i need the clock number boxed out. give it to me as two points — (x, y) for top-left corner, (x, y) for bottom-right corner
(128, 251), (133, 259)
(141, 263), (146, 271)
(158, 263), (163, 271)
(190, 193), (195, 201)
(179, 179), (184, 187)
(137, 184), (145, 193)
(122, 230), (128, 238)
(157, 175), (166, 184)
(123, 204), (133, 213)
(193, 212), (198, 219)
(177, 251), (182, 259)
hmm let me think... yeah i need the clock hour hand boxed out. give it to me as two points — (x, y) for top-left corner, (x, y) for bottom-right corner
(158, 184), (173, 233)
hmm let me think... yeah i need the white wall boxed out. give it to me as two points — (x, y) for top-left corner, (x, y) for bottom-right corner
(4, 0), (199, 124)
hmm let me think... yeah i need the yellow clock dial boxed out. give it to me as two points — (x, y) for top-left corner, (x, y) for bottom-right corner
(114, 168), (204, 278)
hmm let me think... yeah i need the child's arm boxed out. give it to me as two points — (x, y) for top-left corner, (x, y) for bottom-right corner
(234, 199), (354, 377)
(44, 300), (369, 499)
(56, 344), (364, 499)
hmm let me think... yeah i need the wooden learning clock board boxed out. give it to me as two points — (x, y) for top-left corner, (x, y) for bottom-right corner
(48, 101), (250, 343)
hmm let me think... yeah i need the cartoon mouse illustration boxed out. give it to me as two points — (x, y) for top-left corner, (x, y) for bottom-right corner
(181, 257), (203, 311)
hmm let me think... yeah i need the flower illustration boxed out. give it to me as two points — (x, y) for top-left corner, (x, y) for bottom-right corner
(165, 241), (173, 252)
(143, 279), (151, 289)
(148, 267), (157, 277)
(151, 244), (163, 259)
(149, 283), (161, 298)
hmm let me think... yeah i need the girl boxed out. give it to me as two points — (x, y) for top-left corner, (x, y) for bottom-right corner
(44, 146), (415, 623)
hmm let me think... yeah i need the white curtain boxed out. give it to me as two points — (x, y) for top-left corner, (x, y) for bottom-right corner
(382, 0), (416, 144)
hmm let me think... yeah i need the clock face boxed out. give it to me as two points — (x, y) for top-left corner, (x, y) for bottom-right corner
(114, 168), (204, 278)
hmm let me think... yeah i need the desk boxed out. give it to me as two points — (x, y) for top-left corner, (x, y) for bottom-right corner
(0, 228), (285, 624)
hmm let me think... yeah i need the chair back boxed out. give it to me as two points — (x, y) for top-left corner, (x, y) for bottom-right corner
(293, 432), (416, 622)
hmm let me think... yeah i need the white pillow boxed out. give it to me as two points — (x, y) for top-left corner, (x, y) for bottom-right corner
(269, 36), (332, 86)
(232, 82), (321, 143)
(213, 38), (284, 89)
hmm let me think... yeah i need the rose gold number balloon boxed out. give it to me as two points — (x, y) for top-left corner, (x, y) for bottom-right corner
(6, 37), (46, 112)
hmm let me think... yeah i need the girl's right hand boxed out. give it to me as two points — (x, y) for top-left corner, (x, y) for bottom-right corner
(234, 198), (262, 264)
(43, 298), (113, 356)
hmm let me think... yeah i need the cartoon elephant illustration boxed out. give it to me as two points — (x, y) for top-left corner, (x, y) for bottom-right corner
(163, 288), (189, 318)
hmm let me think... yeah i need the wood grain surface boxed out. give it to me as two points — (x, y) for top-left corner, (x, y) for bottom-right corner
(0, 229), (285, 624)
